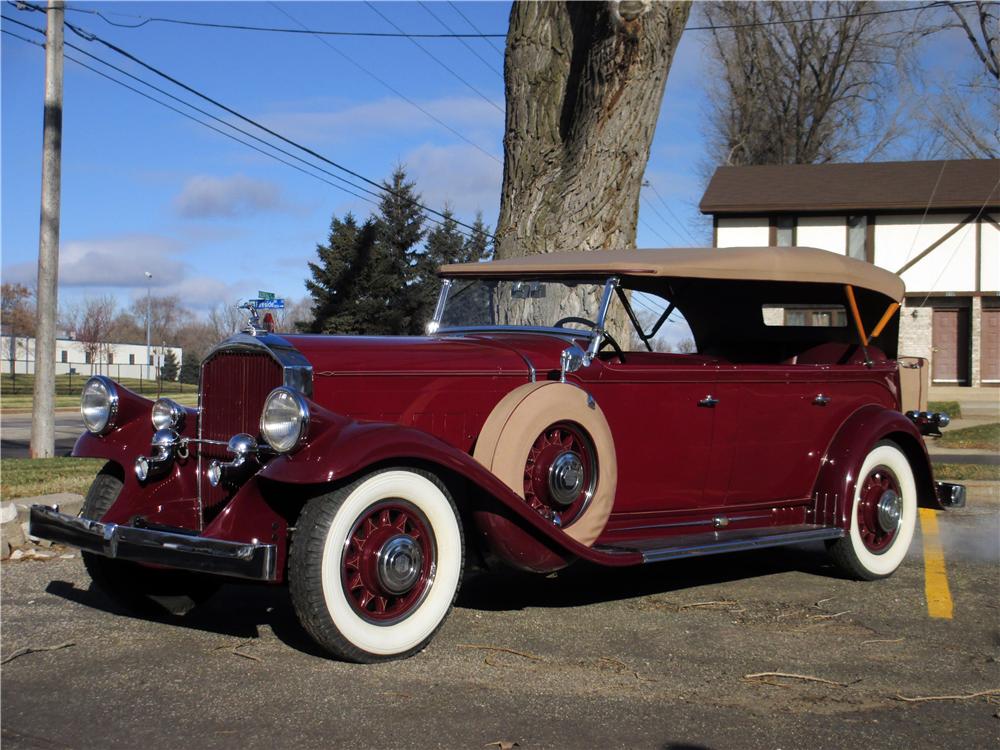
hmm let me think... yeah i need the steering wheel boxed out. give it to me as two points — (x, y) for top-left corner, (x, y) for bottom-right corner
(553, 317), (626, 363)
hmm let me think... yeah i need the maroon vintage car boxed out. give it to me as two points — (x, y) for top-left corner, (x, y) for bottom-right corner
(31, 247), (964, 662)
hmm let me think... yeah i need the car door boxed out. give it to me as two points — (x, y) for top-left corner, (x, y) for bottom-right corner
(711, 364), (874, 508)
(584, 354), (718, 514)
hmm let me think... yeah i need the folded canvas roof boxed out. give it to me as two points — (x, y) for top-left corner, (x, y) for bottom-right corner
(439, 247), (905, 302)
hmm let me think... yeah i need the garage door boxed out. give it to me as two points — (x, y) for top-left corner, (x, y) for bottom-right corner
(982, 308), (1000, 385)
(932, 308), (969, 384)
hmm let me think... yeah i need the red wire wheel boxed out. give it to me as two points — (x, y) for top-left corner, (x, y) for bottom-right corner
(855, 465), (902, 554)
(523, 421), (597, 527)
(341, 500), (436, 624)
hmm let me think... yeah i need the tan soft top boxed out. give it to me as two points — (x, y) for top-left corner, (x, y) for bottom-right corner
(439, 247), (905, 302)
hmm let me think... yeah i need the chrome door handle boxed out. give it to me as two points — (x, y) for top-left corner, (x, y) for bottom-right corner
(698, 395), (719, 408)
(813, 394), (831, 406)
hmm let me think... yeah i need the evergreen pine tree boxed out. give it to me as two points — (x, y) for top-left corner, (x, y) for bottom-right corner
(178, 358), (200, 385)
(160, 350), (179, 381)
(374, 166), (426, 334)
(415, 208), (465, 327)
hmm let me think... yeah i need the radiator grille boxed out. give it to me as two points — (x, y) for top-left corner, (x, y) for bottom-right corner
(199, 350), (283, 512)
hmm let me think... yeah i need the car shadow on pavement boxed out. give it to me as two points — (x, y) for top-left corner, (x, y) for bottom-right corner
(44, 578), (332, 659)
(458, 542), (838, 612)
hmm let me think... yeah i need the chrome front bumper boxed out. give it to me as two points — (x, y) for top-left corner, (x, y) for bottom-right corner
(28, 505), (277, 581)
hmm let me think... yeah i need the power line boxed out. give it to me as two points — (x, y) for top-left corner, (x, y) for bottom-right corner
(2, 28), (381, 209)
(447, 1), (505, 57)
(10, 0), (972, 39)
(418, 1), (503, 82)
(363, 1), (504, 114)
(639, 194), (689, 246)
(638, 216), (672, 246)
(48, 14), (495, 239)
(4, 15), (390, 207)
(643, 181), (700, 244)
(267, 2), (501, 165)
(4, 13), (487, 239)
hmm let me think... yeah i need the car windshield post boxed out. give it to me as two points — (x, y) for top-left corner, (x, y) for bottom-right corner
(586, 277), (619, 360)
(427, 279), (453, 333)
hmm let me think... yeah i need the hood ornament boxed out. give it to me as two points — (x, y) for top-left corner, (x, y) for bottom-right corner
(239, 301), (265, 336)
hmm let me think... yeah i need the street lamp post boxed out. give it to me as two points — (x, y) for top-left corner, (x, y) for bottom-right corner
(144, 271), (152, 381)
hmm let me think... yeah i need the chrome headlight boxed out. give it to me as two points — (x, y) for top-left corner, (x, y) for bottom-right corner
(259, 387), (309, 453)
(151, 398), (185, 431)
(81, 376), (119, 435)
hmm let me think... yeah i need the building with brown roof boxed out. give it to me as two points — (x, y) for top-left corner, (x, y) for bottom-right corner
(699, 159), (1000, 387)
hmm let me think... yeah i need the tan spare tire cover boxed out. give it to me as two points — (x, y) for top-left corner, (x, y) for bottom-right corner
(473, 381), (617, 546)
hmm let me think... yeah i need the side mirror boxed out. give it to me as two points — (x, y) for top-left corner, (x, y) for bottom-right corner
(560, 345), (588, 383)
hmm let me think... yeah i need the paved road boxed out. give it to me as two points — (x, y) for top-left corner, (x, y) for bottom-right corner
(2, 504), (997, 749)
(1, 413), (81, 458)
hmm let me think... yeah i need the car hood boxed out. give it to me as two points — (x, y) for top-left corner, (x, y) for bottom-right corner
(280, 332), (585, 380)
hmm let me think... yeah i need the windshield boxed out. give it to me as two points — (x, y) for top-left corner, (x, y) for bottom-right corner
(436, 279), (611, 331)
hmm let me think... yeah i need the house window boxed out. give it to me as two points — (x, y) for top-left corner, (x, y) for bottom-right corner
(107, 352), (114, 365)
(775, 216), (795, 247)
(149, 355), (154, 365)
(60, 350), (67, 363)
(129, 354), (135, 365)
(847, 215), (867, 261)
(85, 351), (92, 364)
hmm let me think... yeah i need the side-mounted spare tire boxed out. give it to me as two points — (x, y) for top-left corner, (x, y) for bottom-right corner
(80, 463), (220, 616)
(474, 381), (618, 546)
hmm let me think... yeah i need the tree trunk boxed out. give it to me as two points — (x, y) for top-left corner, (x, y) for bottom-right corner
(496, 0), (691, 332)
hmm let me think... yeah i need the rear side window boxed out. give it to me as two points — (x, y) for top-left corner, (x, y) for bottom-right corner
(762, 304), (847, 327)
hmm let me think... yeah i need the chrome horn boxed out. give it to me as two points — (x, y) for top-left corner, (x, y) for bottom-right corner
(207, 433), (259, 487)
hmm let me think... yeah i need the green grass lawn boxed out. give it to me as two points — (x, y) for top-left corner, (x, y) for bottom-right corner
(0, 457), (103, 501)
(1, 372), (197, 411)
(928, 400), (962, 419)
(932, 463), (1000, 482)
(937, 423), (1000, 451)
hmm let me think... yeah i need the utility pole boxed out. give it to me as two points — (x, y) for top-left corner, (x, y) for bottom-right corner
(145, 271), (152, 380)
(30, 0), (64, 459)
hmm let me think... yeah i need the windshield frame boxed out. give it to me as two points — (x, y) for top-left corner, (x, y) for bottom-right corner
(429, 276), (618, 354)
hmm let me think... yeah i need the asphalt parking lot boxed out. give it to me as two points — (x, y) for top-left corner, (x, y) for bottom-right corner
(2, 503), (998, 750)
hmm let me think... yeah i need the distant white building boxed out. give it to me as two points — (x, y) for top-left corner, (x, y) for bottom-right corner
(1, 334), (182, 380)
(700, 159), (1000, 387)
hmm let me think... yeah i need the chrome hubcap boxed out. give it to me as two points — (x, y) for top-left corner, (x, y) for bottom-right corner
(548, 451), (584, 506)
(877, 489), (902, 532)
(376, 535), (424, 595)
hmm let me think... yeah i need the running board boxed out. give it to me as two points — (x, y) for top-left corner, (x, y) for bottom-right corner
(594, 524), (844, 564)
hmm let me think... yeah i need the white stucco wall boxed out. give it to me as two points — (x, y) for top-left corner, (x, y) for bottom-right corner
(981, 218), (999, 293)
(874, 214), (977, 293)
(0, 337), (182, 378)
(795, 216), (847, 254)
(716, 218), (769, 247)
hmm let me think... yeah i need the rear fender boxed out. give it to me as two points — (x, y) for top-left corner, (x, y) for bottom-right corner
(812, 405), (939, 529)
(258, 415), (640, 570)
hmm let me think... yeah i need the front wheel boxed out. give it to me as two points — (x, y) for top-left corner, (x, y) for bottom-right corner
(288, 468), (464, 662)
(827, 442), (917, 580)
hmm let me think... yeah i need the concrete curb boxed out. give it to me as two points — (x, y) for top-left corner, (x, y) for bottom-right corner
(1, 493), (84, 559)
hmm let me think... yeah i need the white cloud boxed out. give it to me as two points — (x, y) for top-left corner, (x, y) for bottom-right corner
(173, 174), (287, 219)
(402, 143), (502, 220)
(2, 235), (186, 288)
(262, 97), (502, 148)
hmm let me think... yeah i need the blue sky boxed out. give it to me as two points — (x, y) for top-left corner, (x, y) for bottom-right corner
(0, 1), (979, 317)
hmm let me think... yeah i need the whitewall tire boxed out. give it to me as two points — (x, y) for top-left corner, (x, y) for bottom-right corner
(289, 468), (463, 662)
(827, 442), (917, 580)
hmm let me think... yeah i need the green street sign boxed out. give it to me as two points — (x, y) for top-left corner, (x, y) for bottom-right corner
(258, 291), (276, 300)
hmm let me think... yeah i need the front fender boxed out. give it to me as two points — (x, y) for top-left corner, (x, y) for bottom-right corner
(258, 415), (640, 570)
(812, 405), (938, 528)
(71, 385), (201, 529)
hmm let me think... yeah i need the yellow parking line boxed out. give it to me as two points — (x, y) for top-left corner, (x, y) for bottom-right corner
(919, 508), (953, 620)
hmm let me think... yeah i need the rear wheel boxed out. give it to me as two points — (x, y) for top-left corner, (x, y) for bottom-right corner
(288, 468), (464, 663)
(827, 442), (917, 580)
(81, 463), (220, 616)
